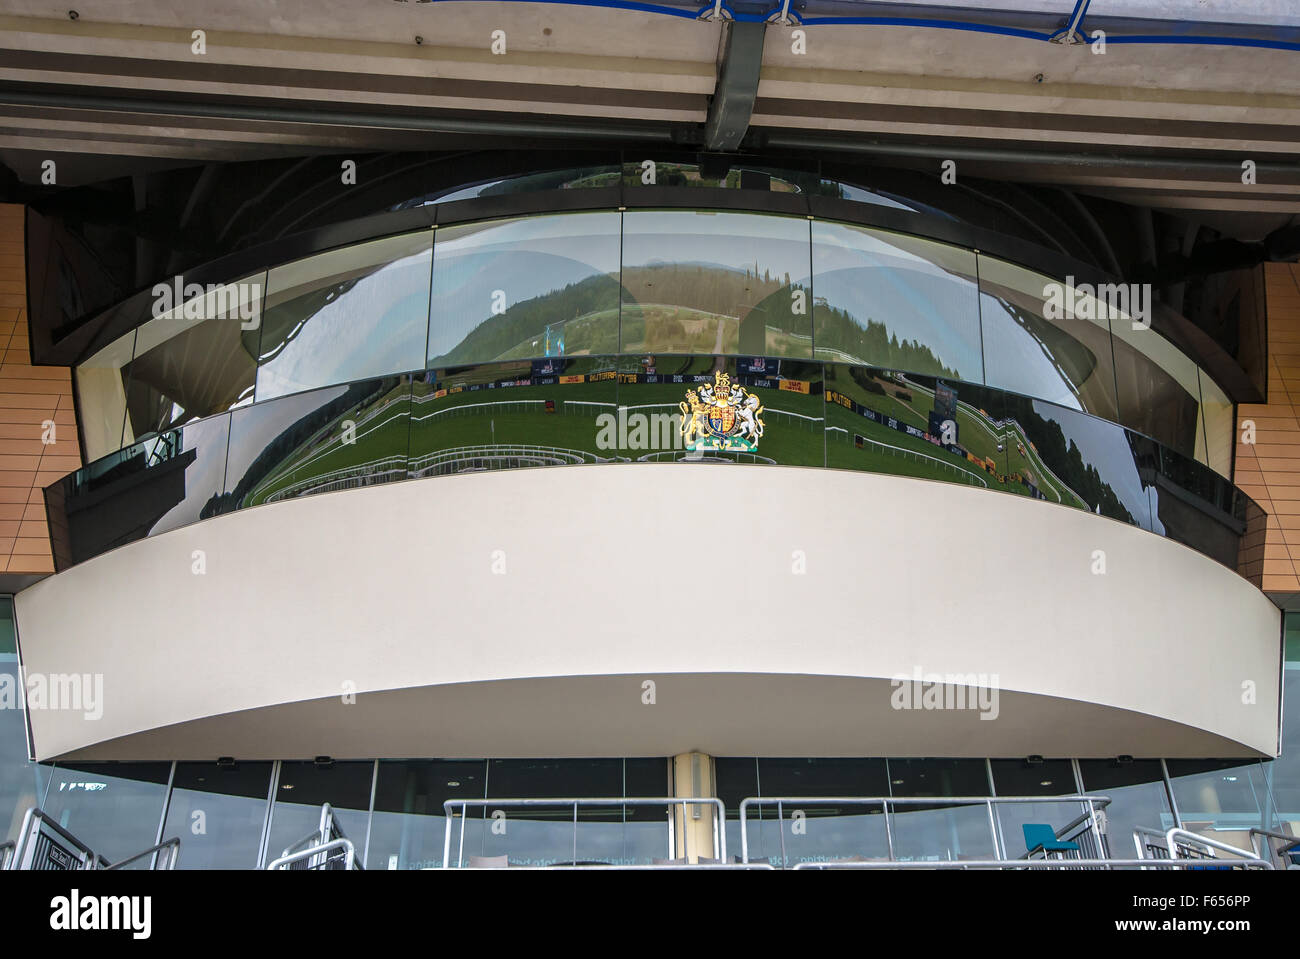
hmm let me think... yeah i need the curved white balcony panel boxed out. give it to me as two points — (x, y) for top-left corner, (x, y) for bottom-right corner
(15, 464), (1281, 760)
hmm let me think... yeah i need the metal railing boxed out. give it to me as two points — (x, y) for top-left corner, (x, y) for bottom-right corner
(791, 857), (1270, 870)
(1132, 826), (1272, 869)
(268, 838), (358, 871)
(7, 808), (104, 870)
(273, 803), (363, 871)
(1134, 825), (1181, 860)
(104, 837), (182, 871)
(0, 840), (14, 870)
(738, 795), (1111, 866)
(442, 797), (726, 868)
(1249, 827), (1300, 868)
(4, 807), (180, 870)
(1164, 828), (1271, 868)
(1134, 824), (1221, 861)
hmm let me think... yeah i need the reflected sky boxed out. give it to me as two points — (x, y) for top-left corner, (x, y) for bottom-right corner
(813, 222), (982, 378)
(622, 209), (810, 274)
(257, 238), (430, 401)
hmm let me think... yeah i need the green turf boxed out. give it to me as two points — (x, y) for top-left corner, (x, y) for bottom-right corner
(237, 365), (1096, 516)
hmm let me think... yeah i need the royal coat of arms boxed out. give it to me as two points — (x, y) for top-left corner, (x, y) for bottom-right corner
(679, 371), (765, 452)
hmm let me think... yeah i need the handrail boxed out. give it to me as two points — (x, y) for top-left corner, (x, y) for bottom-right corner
(738, 794), (1111, 866)
(792, 857), (1273, 870)
(1165, 828), (1271, 866)
(7, 807), (180, 871)
(449, 862), (778, 870)
(267, 837), (358, 871)
(441, 797), (726, 868)
(1134, 825), (1178, 860)
(104, 837), (181, 871)
(9, 807), (101, 870)
(1249, 827), (1299, 866)
(277, 802), (363, 870)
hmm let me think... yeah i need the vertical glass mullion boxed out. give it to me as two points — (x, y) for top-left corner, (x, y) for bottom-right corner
(256, 759), (280, 869)
(363, 758), (379, 868)
(1160, 758), (1182, 830)
(251, 267), (270, 406)
(974, 251), (987, 386)
(617, 209), (625, 355)
(424, 226), (436, 373)
(116, 327), (139, 450)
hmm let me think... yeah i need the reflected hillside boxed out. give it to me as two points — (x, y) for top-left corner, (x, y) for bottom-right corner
(437, 273), (622, 365)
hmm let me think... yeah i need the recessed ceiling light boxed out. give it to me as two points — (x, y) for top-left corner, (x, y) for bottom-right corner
(281, 784), (294, 790)
(1039, 781), (1053, 786)
(447, 781), (460, 787)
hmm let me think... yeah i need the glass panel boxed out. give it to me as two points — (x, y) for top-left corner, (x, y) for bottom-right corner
(616, 355), (823, 466)
(1199, 369), (1235, 477)
(472, 759), (652, 867)
(747, 758), (892, 867)
(886, 759), (997, 862)
(979, 258), (1118, 419)
(223, 376), (411, 511)
(41, 762), (170, 867)
(427, 213), (621, 367)
(1149, 443), (1242, 568)
(621, 758), (672, 865)
(256, 232), (431, 401)
(1078, 759), (1174, 856)
(52, 413), (231, 564)
(1, 605), (50, 842)
(989, 759), (1089, 857)
(368, 760), (487, 870)
(408, 358), (617, 477)
(1273, 627), (1300, 837)
(163, 761), (272, 869)
(812, 222), (982, 380)
(620, 211), (813, 358)
(998, 395), (1153, 528)
(823, 364), (1006, 491)
(1166, 759), (1273, 847)
(122, 274), (262, 443)
(265, 761), (374, 865)
(715, 757), (759, 864)
(1110, 319), (1201, 459)
(75, 330), (135, 461)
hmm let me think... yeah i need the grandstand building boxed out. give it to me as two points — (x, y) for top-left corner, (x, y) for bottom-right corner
(0, 0), (1299, 871)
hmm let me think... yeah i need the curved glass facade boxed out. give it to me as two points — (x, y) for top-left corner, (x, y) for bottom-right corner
(73, 208), (1237, 482)
(48, 355), (1258, 578)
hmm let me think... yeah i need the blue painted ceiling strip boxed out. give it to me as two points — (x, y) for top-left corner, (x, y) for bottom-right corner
(413, 0), (1300, 51)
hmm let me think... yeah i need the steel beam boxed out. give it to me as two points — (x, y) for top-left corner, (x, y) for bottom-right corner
(704, 21), (766, 152)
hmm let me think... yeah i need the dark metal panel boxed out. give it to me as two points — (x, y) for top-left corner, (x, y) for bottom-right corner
(704, 21), (766, 152)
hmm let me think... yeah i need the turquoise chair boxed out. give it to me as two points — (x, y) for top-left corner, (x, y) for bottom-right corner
(1023, 823), (1080, 860)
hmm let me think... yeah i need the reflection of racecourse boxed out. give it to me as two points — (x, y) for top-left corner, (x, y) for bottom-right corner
(619, 401), (819, 427)
(898, 375), (1085, 506)
(262, 457), (406, 502)
(247, 396), (410, 503)
(408, 444), (608, 477)
(826, 426), (987, 489)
